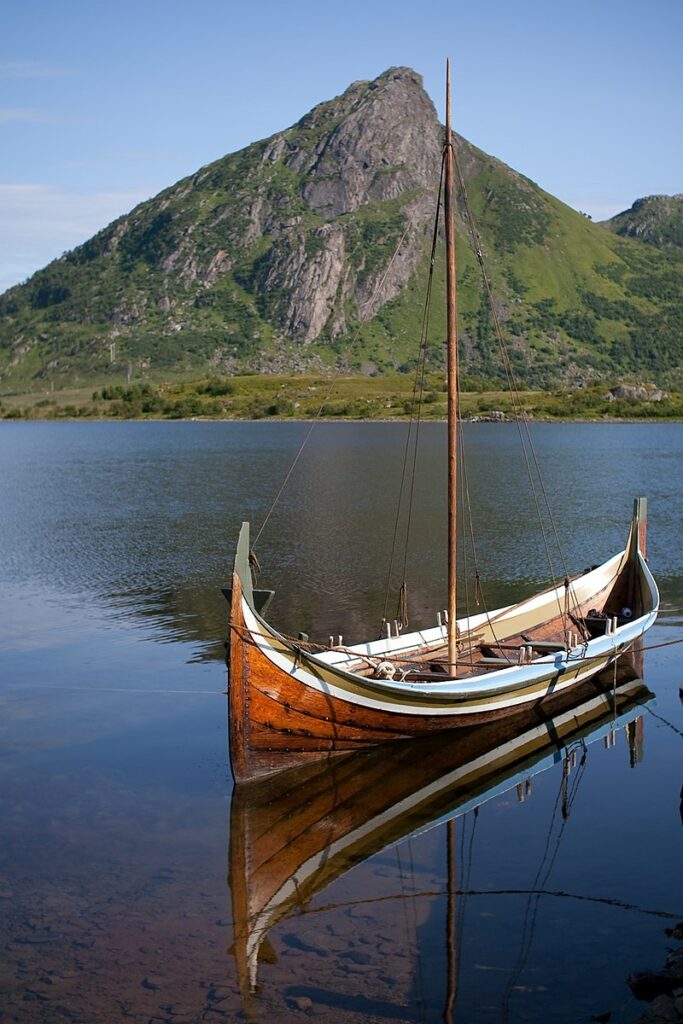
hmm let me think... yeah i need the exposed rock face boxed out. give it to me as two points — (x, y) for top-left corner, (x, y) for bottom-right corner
(296, 69), (441, 218)
(241, 68), (444, 342)
(603, 194), (683, 250)
(605, 384), (667, 402)
(256, 222), (349, 342)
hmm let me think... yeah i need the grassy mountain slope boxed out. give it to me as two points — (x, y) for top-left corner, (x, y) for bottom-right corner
(1, 68), (682, 392)
(603, 194), (683, 251)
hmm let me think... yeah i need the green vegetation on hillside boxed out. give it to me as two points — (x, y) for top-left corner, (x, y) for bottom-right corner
(0, 68), (682, 394)
(2, 374), (681, 422)
(604, 194), (683, 251)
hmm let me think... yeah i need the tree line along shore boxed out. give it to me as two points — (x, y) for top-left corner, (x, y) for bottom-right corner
(1, 375), (682, 422)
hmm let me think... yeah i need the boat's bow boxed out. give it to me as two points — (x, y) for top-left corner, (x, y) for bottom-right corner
(225, 521), (275, 783)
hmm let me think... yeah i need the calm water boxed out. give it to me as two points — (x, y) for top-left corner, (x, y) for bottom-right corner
(0, 421), (681, 1023)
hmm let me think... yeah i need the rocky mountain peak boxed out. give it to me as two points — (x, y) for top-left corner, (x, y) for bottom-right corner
(603, 193), (683, 250)
(222, 67), (445, 343)
(277, 66), (441, 219)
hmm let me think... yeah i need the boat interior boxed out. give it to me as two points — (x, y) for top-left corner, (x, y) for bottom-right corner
(337, 550), (649, 682)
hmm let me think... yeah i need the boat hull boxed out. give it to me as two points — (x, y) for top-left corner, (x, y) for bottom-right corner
(226, 500), (658, 782)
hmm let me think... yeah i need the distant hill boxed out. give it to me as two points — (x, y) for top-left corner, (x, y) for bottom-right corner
(1, 67), (682, 391)
(603, 194), (683, 251)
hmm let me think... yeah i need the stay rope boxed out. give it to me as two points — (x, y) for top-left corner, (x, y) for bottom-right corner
(501, 737), (588, 1023)
(451, 144), (583, 636)
(382, 153), (446, 630)
(253, 220), (412, 549)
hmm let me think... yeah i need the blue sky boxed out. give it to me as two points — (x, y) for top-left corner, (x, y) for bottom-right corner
(1, 0), (681, 293)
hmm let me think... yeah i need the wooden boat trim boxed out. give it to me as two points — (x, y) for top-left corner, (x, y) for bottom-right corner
(228, 488), (657, 779)
(232, 535), (657, 713)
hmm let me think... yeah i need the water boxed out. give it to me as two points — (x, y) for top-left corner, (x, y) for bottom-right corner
(0, 420), (681, 1023)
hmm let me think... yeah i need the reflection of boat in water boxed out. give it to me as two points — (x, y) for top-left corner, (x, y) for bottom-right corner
(228, 666), (652, 1005)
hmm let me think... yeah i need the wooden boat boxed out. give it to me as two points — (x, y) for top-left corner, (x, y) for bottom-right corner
(225, 64), (659, 784)
(229, 670), (652, 1001)
(227, 504), (657, 782)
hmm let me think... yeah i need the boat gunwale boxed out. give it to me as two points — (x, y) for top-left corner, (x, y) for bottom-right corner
(232, 507), (659, 708)
(235, 545), (658, 706)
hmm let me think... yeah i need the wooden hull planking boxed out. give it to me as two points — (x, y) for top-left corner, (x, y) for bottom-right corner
(227, 499), (658, 782)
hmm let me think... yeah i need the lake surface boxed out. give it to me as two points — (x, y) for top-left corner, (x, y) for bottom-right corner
(0, 421), (681, 1024)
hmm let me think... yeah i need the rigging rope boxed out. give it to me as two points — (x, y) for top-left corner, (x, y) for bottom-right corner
(451, 145), (585, 636)
(454, 807), (478, 996)
(254, 220), (413, 549)
(642, 702), (683, 740)
(381, 154), (446, 631)
(395, 841), (428, 1022)
(292, 886), (683, 921)
(501, 741), (588, 1022)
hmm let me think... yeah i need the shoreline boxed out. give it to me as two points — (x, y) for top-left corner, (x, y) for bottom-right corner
(2, 414), (682, 425)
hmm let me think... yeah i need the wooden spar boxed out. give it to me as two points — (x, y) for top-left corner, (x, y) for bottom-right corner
(445, 60), (459, 673)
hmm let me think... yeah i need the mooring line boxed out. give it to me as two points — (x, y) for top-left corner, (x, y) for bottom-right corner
(0, 686), (224, 696)
(298, 887), (682, 921)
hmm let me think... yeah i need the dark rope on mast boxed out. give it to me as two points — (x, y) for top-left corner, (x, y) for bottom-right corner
(381, 154), (446, 632)
(458, 408), (473, 627)
(457, 399), (509, 651)
(451, 143), (583, 633)
(397, 275), (431, 622)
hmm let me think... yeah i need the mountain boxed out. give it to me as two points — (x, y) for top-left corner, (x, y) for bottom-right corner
(1, 67), (682, 391)
(602, 194), (683, 251)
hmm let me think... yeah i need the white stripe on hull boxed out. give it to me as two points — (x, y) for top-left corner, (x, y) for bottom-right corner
(242, 600), (653, 718)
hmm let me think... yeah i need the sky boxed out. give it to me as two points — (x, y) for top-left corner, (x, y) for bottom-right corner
(1, 0), (682, 294)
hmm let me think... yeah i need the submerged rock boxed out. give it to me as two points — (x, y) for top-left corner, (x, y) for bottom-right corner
(631, 925), (683, 1022)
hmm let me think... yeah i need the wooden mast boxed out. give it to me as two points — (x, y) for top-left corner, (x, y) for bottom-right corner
(445, 59), (459, 674)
